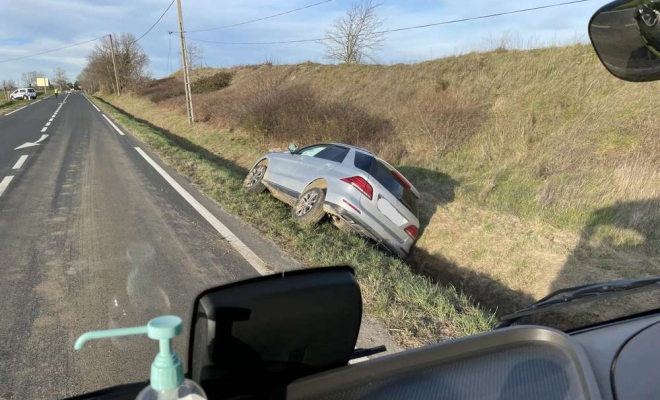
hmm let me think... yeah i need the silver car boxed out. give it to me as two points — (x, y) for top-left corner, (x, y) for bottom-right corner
(243, 143), (420, 258)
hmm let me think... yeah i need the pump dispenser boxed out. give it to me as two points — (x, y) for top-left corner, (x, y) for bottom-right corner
(75, 315), (207, 400)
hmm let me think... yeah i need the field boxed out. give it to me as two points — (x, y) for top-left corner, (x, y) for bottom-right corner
(0, 91), (49, 115)
(94, 43), (660, 345)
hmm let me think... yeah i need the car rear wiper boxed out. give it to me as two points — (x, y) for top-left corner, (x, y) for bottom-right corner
(498, 277), (660, 328)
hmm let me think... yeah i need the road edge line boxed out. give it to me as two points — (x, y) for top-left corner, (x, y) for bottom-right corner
(5, 106), (27, 116)
(83, 94), (101, 112)
(102, 114), (126, 136)
(134, 146), (271, 276)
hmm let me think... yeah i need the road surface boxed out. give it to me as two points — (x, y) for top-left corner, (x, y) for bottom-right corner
(0, 94), (303, 399)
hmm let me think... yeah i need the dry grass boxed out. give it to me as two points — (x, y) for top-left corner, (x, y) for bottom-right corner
(118, 44), (660, 325)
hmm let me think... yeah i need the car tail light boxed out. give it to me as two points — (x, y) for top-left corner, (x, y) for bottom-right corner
(404, 225), (418, 240)
(341, 176), (373, 200)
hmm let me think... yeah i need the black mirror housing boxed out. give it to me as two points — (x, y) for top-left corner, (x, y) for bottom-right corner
(188, 266), (362, 398)
(590, 0), (660, 82)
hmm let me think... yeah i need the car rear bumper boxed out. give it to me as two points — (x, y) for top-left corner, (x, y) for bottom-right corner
(324, 200), (412, 259)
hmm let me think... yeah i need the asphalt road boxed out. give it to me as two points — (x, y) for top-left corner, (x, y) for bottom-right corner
(0, 94), (302, 399)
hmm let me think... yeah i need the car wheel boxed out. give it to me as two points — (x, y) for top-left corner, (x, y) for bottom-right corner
(243, 161), (267, 193)
(292, 188), (325, 225)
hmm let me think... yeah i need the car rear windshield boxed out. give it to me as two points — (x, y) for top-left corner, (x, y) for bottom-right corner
(27, 88), (35, 92)
(354, 152), (419, 216)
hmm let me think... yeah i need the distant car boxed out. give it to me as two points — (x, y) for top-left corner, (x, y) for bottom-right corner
(9, 88), (36, 100)
(243, 143), (420, 258)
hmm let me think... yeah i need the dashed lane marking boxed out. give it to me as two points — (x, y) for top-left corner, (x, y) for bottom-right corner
(12, 155), (28, 170)
(0, 176), (14, 197)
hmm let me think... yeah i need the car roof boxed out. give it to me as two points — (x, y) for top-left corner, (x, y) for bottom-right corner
(327, 142), (374, 154)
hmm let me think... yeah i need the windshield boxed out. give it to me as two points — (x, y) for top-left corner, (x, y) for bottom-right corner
(1, 0), (655, 398)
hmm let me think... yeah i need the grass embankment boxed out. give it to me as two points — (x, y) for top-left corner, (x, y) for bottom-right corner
(96, 43), (660, 339)
(91, 94), (496, 347)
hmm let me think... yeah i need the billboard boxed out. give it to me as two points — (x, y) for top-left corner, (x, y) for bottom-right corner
(36, 77), (49, 87)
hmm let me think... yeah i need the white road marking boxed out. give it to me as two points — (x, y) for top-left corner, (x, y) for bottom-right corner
(12, 155), (28, 170)
(134, 146), (271, 275)
(41, 127), (48, 132)
(45, 122), (51, 126)
(35, 134), (48, 144)
(30, 100), (42, 105)
(0, 176), (14, 197)
(5, 106), (27, 116)
(49, 118), (53, 122)
(14, 135), (48, 150)
(84, 95), (101, 112)
(349, 357), (370, 365)
(102, 115), (125, 135)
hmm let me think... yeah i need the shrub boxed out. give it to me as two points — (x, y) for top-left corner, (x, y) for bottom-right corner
(191, 72), (233, 94)
(237, 82), (399, 158)
(142, 77), (184, 103)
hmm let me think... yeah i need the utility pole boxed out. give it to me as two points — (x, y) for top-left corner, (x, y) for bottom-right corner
(175, 0), (195, 124)
(108, 34), (121, 96)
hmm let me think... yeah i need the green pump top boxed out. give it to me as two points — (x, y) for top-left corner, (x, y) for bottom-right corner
(74, 315), (184, 392)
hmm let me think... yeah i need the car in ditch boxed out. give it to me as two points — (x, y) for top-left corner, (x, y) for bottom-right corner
(243, 143), (420, 258)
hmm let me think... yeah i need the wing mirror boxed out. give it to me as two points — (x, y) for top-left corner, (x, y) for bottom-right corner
(590, 0), (660, 82)
(188, 266), (363, 398)
(288, 143), (297, 153)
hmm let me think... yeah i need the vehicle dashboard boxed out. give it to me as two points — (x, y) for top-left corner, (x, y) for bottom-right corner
(284, 314), (660, 400)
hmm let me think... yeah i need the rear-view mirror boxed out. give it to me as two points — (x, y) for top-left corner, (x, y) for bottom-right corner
(288, 143), (297, 153)
(590, 0), (660, 82)
(188, 266), (362, 398)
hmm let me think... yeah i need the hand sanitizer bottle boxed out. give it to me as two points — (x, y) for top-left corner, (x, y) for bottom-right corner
(75, 315), (207, 400)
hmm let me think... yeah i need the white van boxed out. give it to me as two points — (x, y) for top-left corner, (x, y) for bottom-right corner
(10, 88), (37, 100)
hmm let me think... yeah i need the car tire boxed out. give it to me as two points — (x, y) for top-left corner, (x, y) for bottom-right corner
(243, 161), (267, 193)
(292, 188), (325, 225)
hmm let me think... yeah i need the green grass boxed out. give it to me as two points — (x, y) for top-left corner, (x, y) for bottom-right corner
(92, 95), (497, 347)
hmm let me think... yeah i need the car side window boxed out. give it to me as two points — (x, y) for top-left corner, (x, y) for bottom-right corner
(298, 145), (327, 157)
(315, 146), (349, 163)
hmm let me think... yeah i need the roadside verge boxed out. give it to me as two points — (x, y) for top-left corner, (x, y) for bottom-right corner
(90, 94), (496, 347)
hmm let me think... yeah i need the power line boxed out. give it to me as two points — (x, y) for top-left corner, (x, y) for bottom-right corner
(188, 0), (594, 45)
(132, 0), (176, 43)
(0, 36), (107, 64)
(185, 0), (334, 33)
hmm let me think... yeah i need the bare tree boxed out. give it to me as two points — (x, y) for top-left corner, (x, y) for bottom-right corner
(82, 33), (151, 93)
(53, 68), (68, 89)
(182, 42), (205, 69)
(323, 0), (386, 64)
(2, 79), (17, 100)
(21, 71), (41, 87)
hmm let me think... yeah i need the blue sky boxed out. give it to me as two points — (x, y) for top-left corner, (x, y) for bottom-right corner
(0, 0), (611, 84)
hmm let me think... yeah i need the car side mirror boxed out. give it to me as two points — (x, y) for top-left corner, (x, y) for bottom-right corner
(288, 143), (297, 153)
(590, 0), (660, 82)
(188, 266), (363, 398)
